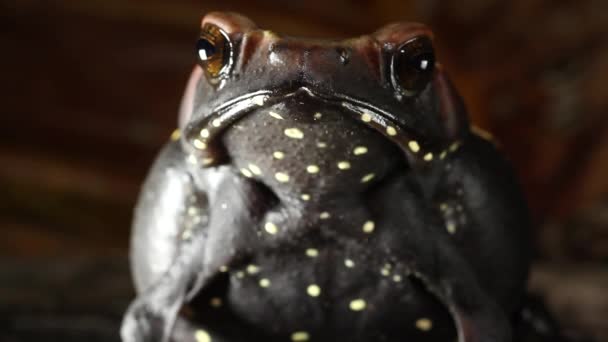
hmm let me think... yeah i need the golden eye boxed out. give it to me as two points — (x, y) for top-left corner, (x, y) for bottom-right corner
(392, 36), (435, 96)
(196, 24), (232, 80)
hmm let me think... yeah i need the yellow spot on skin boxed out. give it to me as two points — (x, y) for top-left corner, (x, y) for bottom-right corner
(423, 152), (434, 161)
(381, 267), (390, 276)
(361, 113), (372, 122)
(439, 150), (447, 160)
(187, 155), (198, 164)
(449, 141), (461, 152)
(236, 271), (244, 278)
(252, 95), (267, 106)
(319, 212), (330, 219)
(446, 221), (457, 234)
(361, 173), (375, 183)
(349, 299), (367, 311)
(264, 222), (278, 235)
(210, 297), (222, 308)
(200, 128), (210, 138)
(248, 163), (262, 175)
(306, 165), (320, 174)
(193, 139), (207, 150)
(202, 158), (214, 166)
(393, 274), (402, 282)
(246, 264), (259, 274)
(307, 284), (321, 297)
(362, 220), (375, 233)
(408, 140), (421, 153)
(212, 119), (221, 127)
(337, 161), (351, 170)
(314, 112), (322, 119)
(275, 172), (290, 182)
(194, 329), (212, 342)
(259, 278), (271, 288)
(305, 248), (318, 257)
(268, 111), (284, 120)
(291, 331), (310, 341)
(284, 128), (304, 139)
(301, 194), (311, 201)
(386, 126), (397, 136)
(241, 168), (253, 178)
(170, 129), (181, 141)
(219, 265), (229, 272)
(317, 142), (327, 148)
(273, 151), (285, 159)
(353, 146), (368, 155)
(416, 318), (433, 331)
(345, 259), (355, 268)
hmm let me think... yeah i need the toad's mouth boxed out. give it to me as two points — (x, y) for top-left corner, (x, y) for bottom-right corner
(182, 87), (441, 170)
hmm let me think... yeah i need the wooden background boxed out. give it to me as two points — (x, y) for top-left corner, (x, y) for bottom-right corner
(1, 0), (606, 340)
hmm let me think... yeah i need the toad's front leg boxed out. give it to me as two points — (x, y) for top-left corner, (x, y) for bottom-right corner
(122, 167), (274, 342)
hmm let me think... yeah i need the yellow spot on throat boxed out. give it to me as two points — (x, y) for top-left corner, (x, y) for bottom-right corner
(170, 129), (181, 141)
(314, 112), (323, 119)
(273, 151), (285, 159)
(301, 194), (311, 201)
(408, 140), (421, 153)
(194, 329), (212, 342)
(361, 173), (375, 183)
(349, 299), (366, 311)
(337, 161), (351, 170)
(193, 139), (207, 150)
(291, 331), (310, 341)
(305, 248), (318, 257)
(361, 113), (372, 122)
(345, 259), (355, 268)
(317, 141), (328, 148)
(306, 165), (320, 174)
(240, 168), (253, 178)
(319, 212), (330, 219)
(284, 128), (304, 139)
(200, 128), (210, 138)
(268, 111), (284, 120)
(275, 172), (290, 182)
(248, 163), (262, 175)
(386, 126), (398, 136)
(264, 222), (278, 235)
(259, 278), (271, 288)
(246, 264), (259, 274)
(211, 119), (221, 127)
(353, 146), (368, 155)
(362, 220), (375, 233)
(415, 318), (433, 331)
(423, 152), (433, 161)
(446, 221), (457, 234)
(307, 284), (321, 297)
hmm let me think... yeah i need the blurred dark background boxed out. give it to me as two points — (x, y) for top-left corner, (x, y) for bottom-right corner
(1, 0), (606, 341)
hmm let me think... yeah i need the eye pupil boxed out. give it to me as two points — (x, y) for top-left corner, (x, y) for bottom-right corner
(197, 38), (216, 61)
(393, 37), (435, 95)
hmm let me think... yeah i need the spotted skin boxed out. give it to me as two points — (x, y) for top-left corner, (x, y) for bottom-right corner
(121, 12), (542, 342)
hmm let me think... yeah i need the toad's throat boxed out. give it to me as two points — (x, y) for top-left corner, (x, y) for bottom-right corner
(183, 87), (436, 169)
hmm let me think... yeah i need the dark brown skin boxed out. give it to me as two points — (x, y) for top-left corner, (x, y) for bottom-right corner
(121, 12), (538, 342)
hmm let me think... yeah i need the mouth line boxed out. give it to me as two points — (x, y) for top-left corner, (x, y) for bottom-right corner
(182, 87), (440, 169)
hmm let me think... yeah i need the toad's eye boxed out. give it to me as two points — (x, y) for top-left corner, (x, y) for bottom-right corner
(196, 24), (232, 80)
(391, 36), (435, 96)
